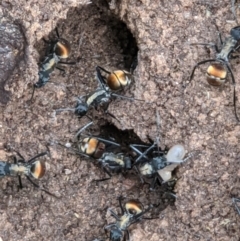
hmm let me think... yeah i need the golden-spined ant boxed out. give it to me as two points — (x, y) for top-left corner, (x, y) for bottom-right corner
(56, 65), (143, 119)
(30, 28), (74, 101)
(105, 196), (153, 241)
(130, 143), (189, 191)
(0, 151), (56, 197)
(187, 26), (240, 122)
(130, 110), (195, 191)
(60, 122), (132, 181)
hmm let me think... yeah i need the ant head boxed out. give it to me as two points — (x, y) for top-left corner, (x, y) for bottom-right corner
(230, 26), (240, 41)
(30, 160), (46, 179)
(166, 144), (185, 163)
(152, 156), (168, 170)
(79, 137), (106, 159)
(54, 38), (71, 59)
(206, 63), (227, 86)
(74, 102), (88, 117)
(125, 200), (143, 215)
(110, 228), (122, 241)
(107, 70), (132, 90)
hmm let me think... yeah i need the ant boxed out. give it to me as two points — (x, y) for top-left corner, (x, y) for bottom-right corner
(105, 196), (153, 241)
(59, 122), (132, 181)
(0, 151), (56, 197)
(56, 65), (143, 119)
(30, 27), (75, 101)
(130, 143), (189, 191)
(187, 26), (240, 122)
(130, 110), (195, 191)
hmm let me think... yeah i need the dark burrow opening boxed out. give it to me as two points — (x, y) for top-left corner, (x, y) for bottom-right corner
(32, 0), (138, 104)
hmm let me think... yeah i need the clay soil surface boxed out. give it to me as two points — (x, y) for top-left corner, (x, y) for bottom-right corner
(0, 0), (240, 240)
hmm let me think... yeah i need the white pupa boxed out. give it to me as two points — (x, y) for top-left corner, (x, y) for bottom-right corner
(158, 144), (186, 182)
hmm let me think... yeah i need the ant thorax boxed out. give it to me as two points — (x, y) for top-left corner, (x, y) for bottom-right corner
(9, 163), (28, 176)
(41, 53), (59, 72)
(216, 36), (238, 62)
(118, 213), (131, 230)
(139, 162), (153, 175)
(100, 153), (125, 167)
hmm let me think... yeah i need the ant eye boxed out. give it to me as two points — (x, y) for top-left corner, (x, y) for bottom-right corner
(30, 160), (46, 179)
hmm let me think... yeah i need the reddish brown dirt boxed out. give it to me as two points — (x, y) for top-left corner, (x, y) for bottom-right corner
(0, 0), (240, 241)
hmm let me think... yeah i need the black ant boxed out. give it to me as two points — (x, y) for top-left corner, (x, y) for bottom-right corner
(105, 196), (153, 241)
(30, 27), (74, 101)
(130, 143), (188, 191)
(59, 122), (132, 181)
(187, 26), (240, 122)
(130, 110), (195, 191)
(0, 151), (56, 197)
(56, 66), (143, 119)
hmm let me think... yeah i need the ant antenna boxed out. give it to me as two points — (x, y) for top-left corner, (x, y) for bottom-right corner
(29, 85), (36, 103)
(75, 121), (93, 139)
(111, 93), (145, 102)
(156, 109), (161, 150)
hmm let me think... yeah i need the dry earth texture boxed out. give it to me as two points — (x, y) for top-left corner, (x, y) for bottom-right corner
(0, 0), (240, 240)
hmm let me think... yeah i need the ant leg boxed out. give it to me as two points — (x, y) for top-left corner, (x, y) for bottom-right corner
(231, 0), (239, 24)
(27, 152), (47, 164)
(26, 176), (58, 198)
(74, 121), (93, 139)
(14, 151), (25, 161)
(56, 66), (66, 76)
(93, 137), (120, 147)
(187, 59), (218, 87)
(58, 61), (76, 65)
(96, 66), (109, 90)
(14, 155), (24, 189)
(94, 165), (112, 182)
(133, 166), (145, 183)
(107, 209), (121, 221)
(96, 66), (111, 74)
(149, 175), (158, 191)
(218, 32), (223, 45)
(134, 143), (156, 165)
(233, 198), (240, 214)
(118, 196), (125, 214)
(125, 230), (130, 241)
(190, 43), (219, 52)
(29, 85), (36, 103)
(18, 175), (23, 189)
(233, 86), (239, 122)
(225, 63), (240, 122)
(111, 93), (145, 102)
(130, 56), (138, 74)
(105, 110), (121, 123)
(130, 144), (152, 161)
(55, 27), (60, 39)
